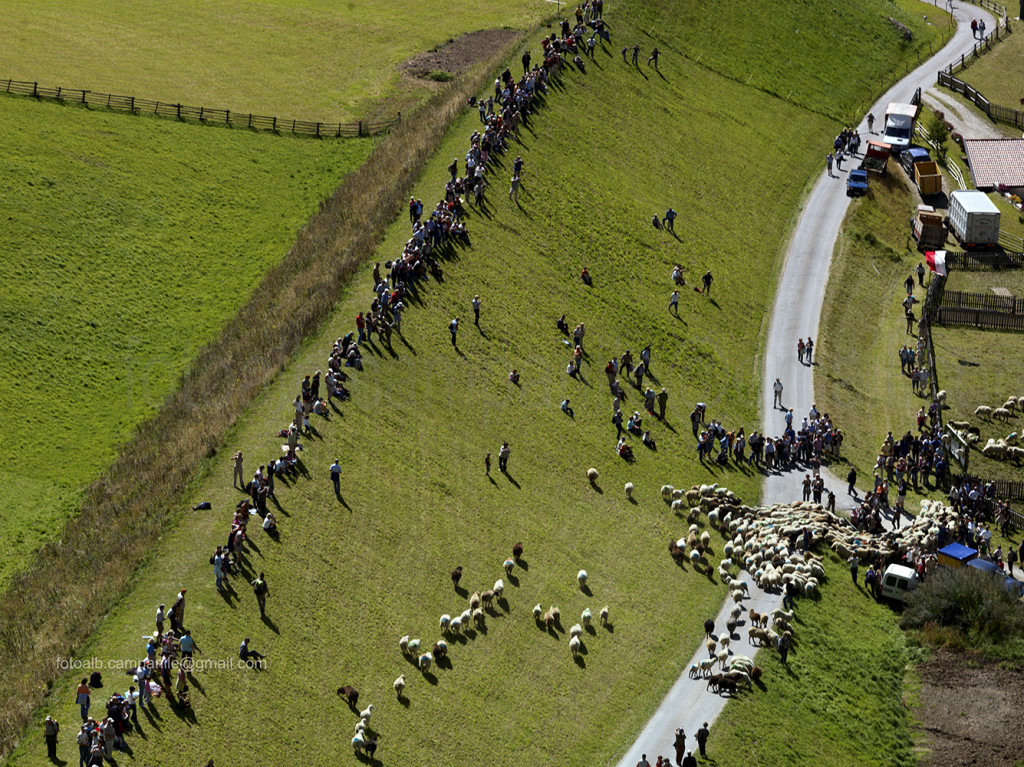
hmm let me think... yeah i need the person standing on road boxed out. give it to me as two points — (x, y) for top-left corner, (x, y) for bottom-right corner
(805, 337), (813, 364)
(773, 378), (784, 409)
(251, 572), (269, 616)
(826, 152), (834, 177)
(835, 150), (845, 171)
(472, 295), (481, 325)
(797, 338), (805, 364)
(696, 723), (710, 758)
(867, 113), (875, 133)
(673, 728), (687, 766)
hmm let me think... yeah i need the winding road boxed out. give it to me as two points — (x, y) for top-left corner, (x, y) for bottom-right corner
(613, 4), (995, 766)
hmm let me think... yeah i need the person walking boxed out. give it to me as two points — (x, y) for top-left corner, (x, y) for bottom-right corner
(867, 112), (875, 133)
(485, 453), (491, 476)
(835, 150), (845, 171)
(472, 295), (481, 325)
(701, 270), (713, 296)
(664, 207), (677, 231)
(44, 716), (59, 760)
(330, 459), (342, 495)
(826, 152), (834, 177)
(648, 47), (660, 68)
(797, 338), (805, 364)
(631, 43), (640, 65)
(449, 316), (459, 347)
(696, 723), (710, 758)
(251, 572), (269, 616)
(669, 289), (679, 314)
(509, 174), (520, 201)
(805, 337), (814, 364)
(498, 442), (511, 473)
(917, 261), (926, 286)
(778, 630), (792, 664)
(905, 307), (916, 335)
(76, 678), (90, 722)
(848, 555), (860, 585)
(773, 378), (784, 410)
(513, 155), (524, 178)
(231, 451), (244, 489)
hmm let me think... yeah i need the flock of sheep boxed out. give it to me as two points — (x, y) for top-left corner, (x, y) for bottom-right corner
(973, 395), (1023, 424)
(338, 540), (615, 756)
(947, 395), (1024, 463)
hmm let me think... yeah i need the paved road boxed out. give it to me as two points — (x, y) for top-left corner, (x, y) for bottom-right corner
(613, 6), (993, 766)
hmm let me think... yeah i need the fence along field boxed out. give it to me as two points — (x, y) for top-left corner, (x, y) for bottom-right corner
(1, 79), (399, 137)
(0, 0), (551, 122)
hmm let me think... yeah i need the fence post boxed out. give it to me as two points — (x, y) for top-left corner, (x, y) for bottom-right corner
(226, 109), (230, 126)
(316, 121), (321, 138)
(199, 106), (205, 121)
(80, 89), (86, 104)
(291, 119), (296, 133)
(32, 82), (38, 98)
(272, 116), (277, 132)
(176, 103), (181, 120)
(130, 96), (135, 113)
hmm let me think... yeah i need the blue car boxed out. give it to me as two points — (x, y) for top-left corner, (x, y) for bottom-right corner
(846, 168), (869, 197)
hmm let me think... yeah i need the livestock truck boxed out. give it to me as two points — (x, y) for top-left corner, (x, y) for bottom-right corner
(947, 189), (1000, 248)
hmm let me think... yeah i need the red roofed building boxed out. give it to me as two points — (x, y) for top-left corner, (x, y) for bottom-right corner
(964, 138), (1024, 192)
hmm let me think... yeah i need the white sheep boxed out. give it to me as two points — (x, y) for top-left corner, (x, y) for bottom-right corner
(624, 482), (634, 500)
(399, 635), (410, 654)
(449, 616), (462, 634)
(577, 570), (588, 588)
(688, 663), (701, 678)
(672, 488), (685, 500)
(407, 638), (421, 655)
(661, 484), (674, 500)
(473, 608), (485, 627)
(993, 407), (1011, 422)
(352, 734), (365, 753)
(439, 614), (451, 630)
(359, 704), (375, 722)
(418, 652), (433, 671)
(708, 509), (720, 525)
(770, 607), (794, 622)
(569, 635), (581, 658)
(700, 530), (711, 546)
(355, 721), (366, 735)
(731, 589), (745, 603)
(689, 549), (700, 564)
(975, 405), (993, 419)
(935, 390), (947, 405)
(587, 467), (599, 482)
(1005, 398), (1018, 414)
(569, 623), (583, 639)
(393, 674), (406, 696)
(581, 607), (592, 627)
(697, 657), (716, 676)
(493, 579), (505, 597)
(671, 499), (685, 511)
(504, 558), (515, 576)
(533, 603), (543, 620)
(717, 649), (730, 668)
(599, 606), (609, 625)
(720, 635), (731, 650)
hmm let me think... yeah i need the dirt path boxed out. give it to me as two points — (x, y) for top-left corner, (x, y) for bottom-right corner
(923, 87), (1008, 140)
(611, 5), (994, 766)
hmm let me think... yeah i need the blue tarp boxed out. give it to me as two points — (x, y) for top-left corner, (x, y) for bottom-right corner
(938, 543), (977, 563)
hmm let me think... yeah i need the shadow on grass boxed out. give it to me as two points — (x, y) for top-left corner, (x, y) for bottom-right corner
(580, 584), (593, 597)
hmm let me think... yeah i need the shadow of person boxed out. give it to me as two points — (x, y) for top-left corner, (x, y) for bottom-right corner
(260, 613), (280, 634)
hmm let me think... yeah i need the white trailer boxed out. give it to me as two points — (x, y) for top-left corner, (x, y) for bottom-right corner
(948, 189), (1000, 247)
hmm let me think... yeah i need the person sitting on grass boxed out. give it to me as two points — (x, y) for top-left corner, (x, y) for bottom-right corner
(581, 267), (593, 286)
(561, 398), (575, 417)
(508, 369), (520, 384)
(616, 438), (634, 460)
(642, 430), (656, 448)
(627, 411), (643, 435)
(262, 512), (277, 534)
(556, 314), (570, 334)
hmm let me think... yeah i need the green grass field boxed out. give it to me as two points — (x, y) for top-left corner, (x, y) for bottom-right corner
(0, 94), (372, 588)
(3, 0), (950, 763)
(0, 0), (550, 122)
(713, 552), (920, 767)
(958, 23), (1024, 109)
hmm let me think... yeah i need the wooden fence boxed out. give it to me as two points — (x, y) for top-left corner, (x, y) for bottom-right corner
(951, 473), (1024, 507)
(944, 250), (1024, 270)
(1, 78), (399, 138)
(934, 306), (1024, 330)
(940, 288), (1024, 314)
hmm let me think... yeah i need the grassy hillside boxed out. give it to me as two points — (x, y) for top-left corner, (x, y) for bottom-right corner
(6, 0), (947, 764)
(0, 95), (372, 587)
(713, 552), (919, 767)
(0, 0), (549, 122)
(959, 24), (1023, 108)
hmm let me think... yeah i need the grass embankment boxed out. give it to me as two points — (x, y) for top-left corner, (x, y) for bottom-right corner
(5, 0), (947, 763)
(958, 22), (1023, 108)
(713, 552), (920, 767)
(0, 95), (372, 588)
(0, 0), (549, 122)
(818, 160), (1024, 494)
(816, 171), (938, 503)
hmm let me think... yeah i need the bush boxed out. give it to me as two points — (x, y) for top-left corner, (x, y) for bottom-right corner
(900, 566), (1024, 644)
(429, 70), (454, 82)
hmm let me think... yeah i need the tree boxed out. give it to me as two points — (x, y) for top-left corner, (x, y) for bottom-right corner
(927, 112), (950, 163)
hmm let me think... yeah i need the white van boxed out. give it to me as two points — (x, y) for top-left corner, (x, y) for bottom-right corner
(881, 564), (919, 603)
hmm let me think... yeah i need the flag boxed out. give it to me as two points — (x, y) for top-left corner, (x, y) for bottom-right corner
(925, 250), (947, 277)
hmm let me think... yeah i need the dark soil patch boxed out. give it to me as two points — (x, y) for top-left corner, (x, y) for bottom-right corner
(401, 29), (521, 79)
(915, 649), (1024, 766)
